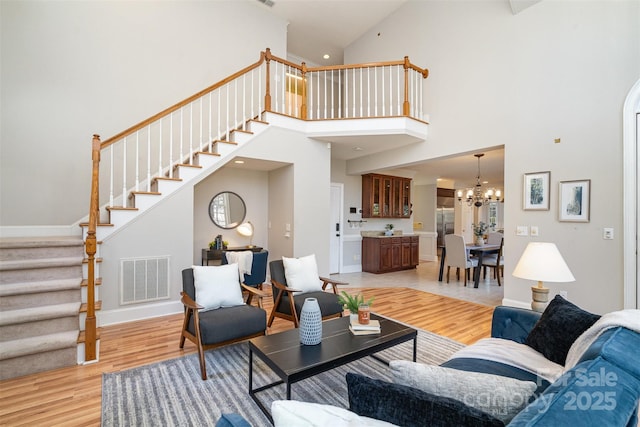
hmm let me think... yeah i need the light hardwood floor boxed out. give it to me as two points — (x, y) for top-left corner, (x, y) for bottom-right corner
(0, 285), (494, 426)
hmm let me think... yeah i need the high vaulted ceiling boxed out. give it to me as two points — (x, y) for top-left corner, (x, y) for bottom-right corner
(257, 0), (407, 66)
(252, 0), (506, 190)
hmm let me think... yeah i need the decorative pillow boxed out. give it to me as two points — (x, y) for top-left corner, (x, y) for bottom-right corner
(282, 254), (323, 295)
(271, 400), (397, 427)
(346, 373), (504, 427)
(525, 295), (600, 365)
(192, 264), (244, 311)
(389, 361), (536, 424)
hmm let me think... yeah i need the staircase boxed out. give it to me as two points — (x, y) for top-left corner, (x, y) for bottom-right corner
(0, 237), (85, 380)
(0, 50), (428, 377)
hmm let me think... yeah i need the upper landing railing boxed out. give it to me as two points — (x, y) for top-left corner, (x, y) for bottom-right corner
(84, 49), (428, 361)
(95, 49), (428, 210)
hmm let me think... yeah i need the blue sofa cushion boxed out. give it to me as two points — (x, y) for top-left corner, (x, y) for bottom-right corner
(215, 413), (251, 427)
(491, 306), (541, 343)
(525, 295), (600, 365)
(346, 373), (505, 427)
(508, 358), (640, 426)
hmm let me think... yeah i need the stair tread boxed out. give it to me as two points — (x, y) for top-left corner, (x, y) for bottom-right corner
(77, 328), (102, 343)
(174, 163), (202, 169)
(80, 301), (102, 312)
(0, 278), (81, 296)
(0, 302), (81, 326)
(0, 330), (79, 360)
(80, 277), (102, 287)
(0, 237), (83, 249)
(130, 191), (161, 196)
(196, 151), (221, 157)
(106, 206), (138, 211)
(213, 140), (238, 145)
(153, 176), (182, 181)
(0, 256), (84, 271)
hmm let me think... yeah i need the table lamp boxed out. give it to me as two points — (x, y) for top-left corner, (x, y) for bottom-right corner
(512, 242), (575, 312)
(237, 221), (254, 247)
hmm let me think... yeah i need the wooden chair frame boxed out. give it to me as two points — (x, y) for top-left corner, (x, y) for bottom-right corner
(179, 283), (269, 380)
(267, 277), (346, 328)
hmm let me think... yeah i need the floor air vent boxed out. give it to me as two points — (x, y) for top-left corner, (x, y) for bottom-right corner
(121, 256), (170, 304)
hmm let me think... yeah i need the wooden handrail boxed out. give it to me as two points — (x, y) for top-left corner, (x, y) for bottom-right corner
(100, 51), (267, 149)
(100, 49), (428, 147)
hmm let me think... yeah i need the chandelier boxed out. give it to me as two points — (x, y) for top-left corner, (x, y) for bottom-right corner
(457, 153), (502, 207)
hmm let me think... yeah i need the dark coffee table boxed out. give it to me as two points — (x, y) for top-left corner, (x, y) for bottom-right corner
(248, 314), (417, 423)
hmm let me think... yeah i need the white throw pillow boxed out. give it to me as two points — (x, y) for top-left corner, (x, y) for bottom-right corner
(282, 254), (323, 295)
(390, 361), (537, 424)
(272, 400), (398, 427)
(192, 264), (244, 311)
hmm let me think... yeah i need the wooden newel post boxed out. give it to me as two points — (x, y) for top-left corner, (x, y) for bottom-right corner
(300, 62), (308, 119)
(85, 134), (100, 362)
(264, 48), (272, 112)
(403, 56), (410, 116)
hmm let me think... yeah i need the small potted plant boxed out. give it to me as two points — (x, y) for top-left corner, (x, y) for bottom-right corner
(473, 221), (488, 245)
(338, 291), (374, 322)
(385, 223), (394, 236)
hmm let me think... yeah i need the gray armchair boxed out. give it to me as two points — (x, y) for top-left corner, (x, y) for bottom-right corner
(267, 259), (346, 328)
(179, 267), (267, 380)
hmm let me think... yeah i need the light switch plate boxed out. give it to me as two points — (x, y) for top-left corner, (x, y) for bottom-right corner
(530, 226), (539, 237)
(516, 226), (529, 236)
(603, 228), (614, 240)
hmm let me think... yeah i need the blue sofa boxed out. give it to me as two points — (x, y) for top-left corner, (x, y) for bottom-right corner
(347, 302), (640, 426)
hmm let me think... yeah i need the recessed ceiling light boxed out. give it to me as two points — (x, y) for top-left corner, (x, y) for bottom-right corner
(353, 147), (363, 151)
(323, 54), (330, 59)
(234, 160), (245, 164)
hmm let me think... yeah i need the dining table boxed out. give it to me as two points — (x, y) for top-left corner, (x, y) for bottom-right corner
(438, 243), (501, 288)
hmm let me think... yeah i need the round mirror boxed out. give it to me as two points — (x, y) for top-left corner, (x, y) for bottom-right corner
(208, 191), (246, 229)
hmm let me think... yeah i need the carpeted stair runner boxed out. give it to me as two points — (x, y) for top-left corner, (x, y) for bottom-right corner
(0, 237), (84, 380)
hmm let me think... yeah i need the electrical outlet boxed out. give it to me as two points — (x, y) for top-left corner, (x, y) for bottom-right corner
(530, 226), (539, 237)
(603, 228), (614, 240)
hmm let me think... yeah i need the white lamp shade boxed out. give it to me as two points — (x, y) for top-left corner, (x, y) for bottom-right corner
(512, 242), (575, 283)
(237, 221), (254, 237)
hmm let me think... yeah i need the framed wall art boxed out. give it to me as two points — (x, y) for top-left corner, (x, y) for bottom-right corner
(523, 171), (550, 211)
(559, 179), (590, 222)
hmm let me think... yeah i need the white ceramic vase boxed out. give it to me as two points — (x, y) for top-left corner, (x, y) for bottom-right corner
(299, 298), (322, 345)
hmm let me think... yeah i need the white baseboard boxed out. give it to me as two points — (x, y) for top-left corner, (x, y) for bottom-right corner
(501, 298), (532, 309)
(99, 300), (183, 327)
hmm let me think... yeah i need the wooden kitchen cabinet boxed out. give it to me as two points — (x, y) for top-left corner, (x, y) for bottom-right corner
(361, 174), (411, 218)
(362, 236), (419, 273)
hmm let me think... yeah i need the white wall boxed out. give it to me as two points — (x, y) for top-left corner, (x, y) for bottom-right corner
(344, 0), (640, 313)
(0, 0), (286, 228)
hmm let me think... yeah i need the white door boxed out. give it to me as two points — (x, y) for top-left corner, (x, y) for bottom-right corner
(330, 183), (343, 274)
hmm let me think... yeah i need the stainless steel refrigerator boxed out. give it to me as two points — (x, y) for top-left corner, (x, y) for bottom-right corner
(436, 195), (455, 248)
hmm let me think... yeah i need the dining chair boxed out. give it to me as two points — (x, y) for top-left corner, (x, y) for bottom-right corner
(482, 237), (504, 286)
(444, 234), (478, 286)
(486, 232), (503, 246)
(222, 250), (269, 307)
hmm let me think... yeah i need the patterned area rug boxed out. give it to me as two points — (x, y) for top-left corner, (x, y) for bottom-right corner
(101, 330), (464, 426)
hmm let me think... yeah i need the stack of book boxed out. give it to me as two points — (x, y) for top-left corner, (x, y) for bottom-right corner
(349, 318), (381, 335)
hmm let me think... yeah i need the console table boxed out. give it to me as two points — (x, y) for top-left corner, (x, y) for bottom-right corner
(201, 246), (264, 265)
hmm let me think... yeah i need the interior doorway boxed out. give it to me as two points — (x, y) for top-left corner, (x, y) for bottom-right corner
(330, 183), (343, 274)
